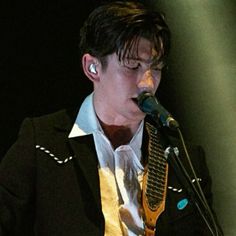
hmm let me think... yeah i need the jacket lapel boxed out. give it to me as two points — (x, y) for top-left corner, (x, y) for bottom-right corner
(68, 135), (102, 210)
(53, 108), (102, 210)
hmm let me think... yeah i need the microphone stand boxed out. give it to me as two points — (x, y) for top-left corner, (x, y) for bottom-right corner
(148, 113), (222, 235)
(164, 145), (221, 236)
(137, 92), (223, 235)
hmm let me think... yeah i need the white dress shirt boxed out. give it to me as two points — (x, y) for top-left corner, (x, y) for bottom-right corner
(69, 93), (145, 235)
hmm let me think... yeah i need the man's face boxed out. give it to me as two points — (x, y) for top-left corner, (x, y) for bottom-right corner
(94, 37), (163, 124)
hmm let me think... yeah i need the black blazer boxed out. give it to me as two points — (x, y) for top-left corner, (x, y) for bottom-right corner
(0, 108), (221, 236)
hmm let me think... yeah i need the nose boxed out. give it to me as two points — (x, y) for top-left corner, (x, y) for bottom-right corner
(137, 70), (155, 91)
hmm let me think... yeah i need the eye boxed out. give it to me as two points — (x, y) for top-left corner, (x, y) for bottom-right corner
(151, 61), (165, 71)
(151, 66), (161, 71)
(122, 59), (140, 70)
(127, 64), (140, 70)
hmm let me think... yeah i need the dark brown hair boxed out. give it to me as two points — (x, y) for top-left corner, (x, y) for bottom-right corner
(79, 1), (171, 68)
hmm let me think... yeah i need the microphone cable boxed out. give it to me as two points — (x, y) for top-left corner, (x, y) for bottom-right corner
(173, 127), (223, 236)
(167, 127), (223, 236)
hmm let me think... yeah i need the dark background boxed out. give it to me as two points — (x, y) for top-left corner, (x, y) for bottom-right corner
(1, 0), (99, 156)
(1, 0), (236, 235)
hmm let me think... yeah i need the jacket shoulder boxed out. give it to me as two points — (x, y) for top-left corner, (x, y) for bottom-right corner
(15, 107), (78, 139)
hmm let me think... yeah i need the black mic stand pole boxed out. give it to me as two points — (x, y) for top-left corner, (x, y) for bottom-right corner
(164, 146), (222, 236)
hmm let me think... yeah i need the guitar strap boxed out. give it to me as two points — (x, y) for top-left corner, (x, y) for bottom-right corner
(142, 122), (169, 236)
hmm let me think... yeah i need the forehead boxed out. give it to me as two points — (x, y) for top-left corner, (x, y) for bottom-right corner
(124, 37), (159, 61)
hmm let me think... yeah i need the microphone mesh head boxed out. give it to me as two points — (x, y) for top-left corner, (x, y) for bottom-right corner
(137, 92), (157, 115)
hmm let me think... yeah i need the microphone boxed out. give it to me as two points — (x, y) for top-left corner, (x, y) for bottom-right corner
(137, 92), (179, 129)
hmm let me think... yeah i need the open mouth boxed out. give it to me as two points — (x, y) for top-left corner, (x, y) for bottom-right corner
(132, 97), (138, 105)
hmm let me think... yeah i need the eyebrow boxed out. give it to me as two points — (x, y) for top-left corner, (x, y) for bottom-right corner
(125, 56), (163, 65)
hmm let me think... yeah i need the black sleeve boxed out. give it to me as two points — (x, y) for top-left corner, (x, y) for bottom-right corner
(195, 145), (224, 236)
(0, 118), (36, 236)
(156, 138), (224, 236)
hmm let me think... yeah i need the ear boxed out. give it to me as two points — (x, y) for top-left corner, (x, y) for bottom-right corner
(82, 53), (100, 82)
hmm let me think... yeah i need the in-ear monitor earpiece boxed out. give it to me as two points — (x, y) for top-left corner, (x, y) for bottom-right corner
(89, 64), (97, 74)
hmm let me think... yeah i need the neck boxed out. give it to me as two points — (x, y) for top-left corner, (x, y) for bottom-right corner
(99, 119), (140, 149)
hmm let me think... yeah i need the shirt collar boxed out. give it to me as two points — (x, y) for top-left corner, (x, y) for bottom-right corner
(68, 93), (100, 138)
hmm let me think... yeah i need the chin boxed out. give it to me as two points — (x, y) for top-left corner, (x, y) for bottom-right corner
(131, 109), (146, 120)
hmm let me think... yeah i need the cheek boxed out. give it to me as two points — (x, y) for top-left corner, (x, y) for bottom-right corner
(115, 71), (137, 90)
(154, 75), (162, 90)
(101, 75), (127, 97)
